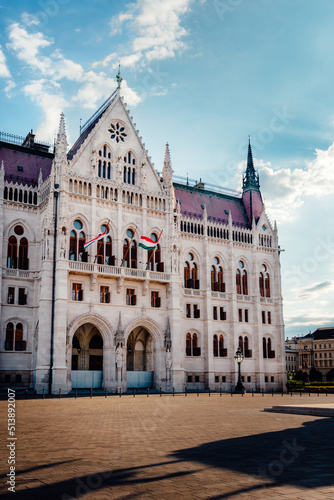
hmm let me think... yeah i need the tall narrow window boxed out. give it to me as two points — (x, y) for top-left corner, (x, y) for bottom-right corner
(213, 335), (218, 357)
(219, 335), (227, 357)
(72, 283), (83, 301)
(5, 323), (14, 350)
(69, 220), (86, 262)
(186, 333), (191, 356)
(265, 273), (271, 297)
(7, 236), (17, 269)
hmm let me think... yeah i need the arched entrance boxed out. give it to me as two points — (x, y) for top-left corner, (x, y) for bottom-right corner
(71, 323), (103, 388)
(126, 326), (154, 388)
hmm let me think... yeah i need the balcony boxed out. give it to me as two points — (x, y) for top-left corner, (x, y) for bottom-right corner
(68, 260), (171, 282)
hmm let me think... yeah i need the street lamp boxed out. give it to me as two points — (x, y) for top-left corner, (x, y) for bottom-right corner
(234, 346), (245, 393)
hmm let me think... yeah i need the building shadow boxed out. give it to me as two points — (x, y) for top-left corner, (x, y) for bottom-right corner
(171, 417), (334, 497)
(2, 418), (334, 499)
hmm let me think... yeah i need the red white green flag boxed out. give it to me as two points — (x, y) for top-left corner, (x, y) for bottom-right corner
(84, 225), (108, 251)
(138, 232), (162, 251)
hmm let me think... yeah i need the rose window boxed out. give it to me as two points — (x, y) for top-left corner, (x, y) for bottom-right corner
(108, 122), (127, 143)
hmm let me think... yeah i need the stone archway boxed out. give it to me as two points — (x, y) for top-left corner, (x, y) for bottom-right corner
(71, 323), (103, 388)
(126, 326), (154, 388)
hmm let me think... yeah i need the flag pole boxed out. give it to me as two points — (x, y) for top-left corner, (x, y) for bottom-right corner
(121, 225), (138, 267)
(93, 221), (110, 264)
(146, 229), (163, 271)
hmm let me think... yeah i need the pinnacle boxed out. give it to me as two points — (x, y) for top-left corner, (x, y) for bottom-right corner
(164, 142), (171, 166)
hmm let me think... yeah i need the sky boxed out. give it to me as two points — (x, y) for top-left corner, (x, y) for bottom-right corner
(1, 0), (334, 338)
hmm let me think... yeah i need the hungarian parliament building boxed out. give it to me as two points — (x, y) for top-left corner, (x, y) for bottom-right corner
(0, 78), (286, 393)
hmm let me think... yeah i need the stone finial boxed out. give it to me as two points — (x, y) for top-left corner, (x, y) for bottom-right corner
(162, 142), (173, 187)
(38, 168), (43, 186)
(55, 112), (68, 164)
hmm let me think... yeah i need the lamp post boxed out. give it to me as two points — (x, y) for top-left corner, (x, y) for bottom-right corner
(234, 346), (245, 393)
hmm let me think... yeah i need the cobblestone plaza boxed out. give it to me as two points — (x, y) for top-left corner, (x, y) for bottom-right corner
(1, 393), (334, 499)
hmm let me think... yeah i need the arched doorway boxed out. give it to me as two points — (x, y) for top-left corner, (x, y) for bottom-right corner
(71, 323), (103, 388)
(126, 327), (154, 388)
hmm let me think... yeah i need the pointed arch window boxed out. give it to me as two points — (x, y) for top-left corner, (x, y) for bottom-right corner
(259, 272), (264, 297)
(7, 236), (17, 269)
(239, 335), (252, 358)
(265, 273), (271, 297)
(219, 335), (227, 357)
(5, 322), (26, 351)
(263, 337), (275, 358)
(98, 145), (112, 179)
(69, 220), (87, 262)
(236, 261), (248, 295)
(213, 334), (218, 357)
(147, 233), (164, 271)
(123, 151), (136, 185)
(186, 333), (191, 356)
(184, 253), (199, 289)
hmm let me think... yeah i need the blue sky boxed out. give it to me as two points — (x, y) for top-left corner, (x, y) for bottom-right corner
(1, 0), (334, 338)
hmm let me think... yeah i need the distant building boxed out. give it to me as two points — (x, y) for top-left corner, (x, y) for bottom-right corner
(0, 75), (286, 394)
(285, 341), (298, 374)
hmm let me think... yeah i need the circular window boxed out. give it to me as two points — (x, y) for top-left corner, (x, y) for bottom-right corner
(187, 253), (194, 261)
(150, 233), (157, 242)
(108, 122), (127, 143)
(14, 225), (24, 235)
(126, 229), (134, 239)
(238, 260), (244, 269)
(73, 220), (83, 230)
(101, 225), (109, 234)
(214, 257), (219, 265)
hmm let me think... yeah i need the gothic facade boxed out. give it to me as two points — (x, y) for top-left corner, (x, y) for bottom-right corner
(0, 85), (286, 393)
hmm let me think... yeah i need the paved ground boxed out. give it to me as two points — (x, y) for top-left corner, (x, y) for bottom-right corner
(1, 393), (334, 499)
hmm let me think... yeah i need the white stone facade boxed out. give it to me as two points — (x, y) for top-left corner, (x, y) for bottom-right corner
(0, 90), (286, 393)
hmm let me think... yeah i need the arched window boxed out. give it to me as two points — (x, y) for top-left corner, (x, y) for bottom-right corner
(263, 337), (267, 358)
(236, 269), (241, 294)
(219, 335), (227, 357)
(98, 145), (112, 179)
(5, 322), (26, 351)
(259, 272), (264, 297)
(96, 225), (113, 265)
(192, 333), (200, 356)
(147, 233), (164, 271)
(213, 334), (218, 357)
(131, 240), (137, 269)
(18, 237), (29, 270)
(186, 333), (191, 356)
(69, 220), (87, 262)
(184, 253), (199, 289)
(123, 239), (130, 267)
(7, 236), (17, 269)
(123, 151), (136, 185)
(5, 323), (14, 350)
(265, 273), (271, 297)
(239, 335), (244, 354)
(218, 266), (224, 292)
(263, 337), (275, 358)
(211, 265), (217, 291)
(236, 260), (247, 295)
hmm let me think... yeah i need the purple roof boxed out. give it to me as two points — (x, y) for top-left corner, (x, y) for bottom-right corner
(242, 190), (264, 224)
(0, 144), (53, 187)
(174, 184), (250, 228)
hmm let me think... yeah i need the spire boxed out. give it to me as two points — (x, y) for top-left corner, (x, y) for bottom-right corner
(38, 168), (43, 187)
(116, 311), (123, 334)
(116, 64), (123, 90)
(55, 112), (68, 164)
(243, 138), (260, 192)
(162, 142), (173, 187)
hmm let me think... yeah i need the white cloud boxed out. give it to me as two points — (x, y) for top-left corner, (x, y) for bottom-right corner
(0, 44), (11, 78)
(4, 79), (16, 97)
(23, 79), (68, 141)
(21, 13), (40, 27)
(95, 0), (194, 70)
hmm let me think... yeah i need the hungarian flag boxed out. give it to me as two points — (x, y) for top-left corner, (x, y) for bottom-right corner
(138, 232), (162, 251)
(84, 225), (108, 251)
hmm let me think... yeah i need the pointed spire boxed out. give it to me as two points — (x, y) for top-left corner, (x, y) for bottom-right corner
(116, 311), (123, 335)
(38, 168), (43, 187)
(1, 159), (4, 172)
(0, 159), (4, 182)
(55, 112), (68, 164)
(162, 142), (173, 187)
(116, 64), (123, 90)
(243, 138), (260, 192)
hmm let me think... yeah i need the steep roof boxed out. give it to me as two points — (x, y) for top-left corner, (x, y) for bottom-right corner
(0, 141), (53, 187)
(67, 90), (117, 161)
(173, 183), (249, 228)
(301, 327), (334, 340)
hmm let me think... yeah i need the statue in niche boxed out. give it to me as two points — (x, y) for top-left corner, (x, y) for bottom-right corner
(115, 344), (124, 382)
(166, 348), (172, 381)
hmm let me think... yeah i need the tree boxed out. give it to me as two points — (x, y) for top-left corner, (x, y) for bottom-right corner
(295, 370), (308, 382)
(326, 368), (334, 382)
(309, 367), (322, 382)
